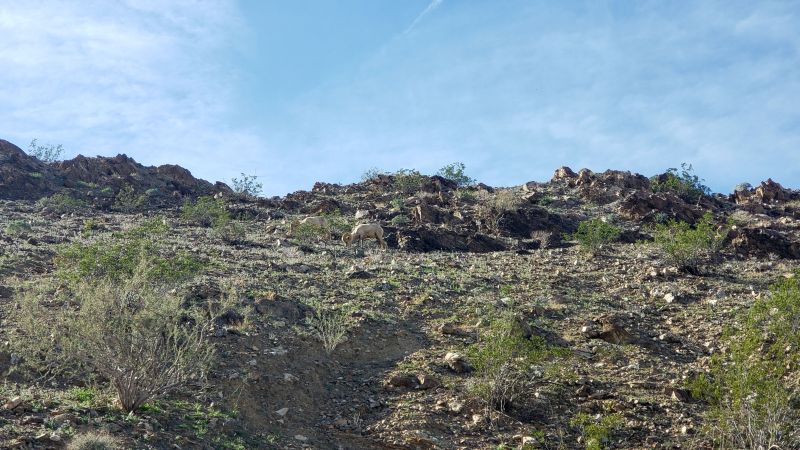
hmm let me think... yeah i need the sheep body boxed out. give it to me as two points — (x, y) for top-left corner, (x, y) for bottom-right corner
(342, 223), (387, 249)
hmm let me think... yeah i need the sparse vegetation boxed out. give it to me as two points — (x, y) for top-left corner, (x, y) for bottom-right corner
(687, 272), (800, 449)
(570, 412), (624, 450)
(292, 221), (330, 244)
(392, 168), (424, 194)
(475, 190), (520, 234)
(66, 431), (122, 450)
(231, 173), (263, 198)
(36, 192), (88, 214)
(5, 220), (31, 236)
(306, 301), (354, 354)
(13, 256), (221, 412)
(652, 212), (725, 273)
(466, 310), (565, 413)
(437, 162), (475, 187)
(650, 163), (711, 203)
(568, 218), (620, 254)
(181, 196), (230, 227)
(112, 184), (145, 212)
(55, 218), (203, 284)
(27, 138), (64, 163)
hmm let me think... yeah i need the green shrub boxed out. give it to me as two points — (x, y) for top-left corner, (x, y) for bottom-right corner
(231, 173), (263, 198)
(466, 313), (565, 412)
(570, 412), (623, 450)
(5, 220), (32, 236)
(181, 196), (230, 227)
(568, 219), (620, 254)
(213, 220), (246, 244)
(650, 163), (710, 203)
(323, 210), (353, 238)
(390, 215), (410, 226)
(361, 167), (386, 182)
(67, 431), (122, 450)
(436, 162), (475, 187)
(393, 169), (424, 194)
(27, 138), (63, 163)
(456, 189), (476, 203)
(390, 197), (405, 211)
(686, 273), (800, 448)
(13, 260), (221, 412)
(36, 193), (88, 214)
(652, 212), (724, 273)
(292, 222), (330, 244)
(112, 184), (145, 212)
(56, 219), (202, 284)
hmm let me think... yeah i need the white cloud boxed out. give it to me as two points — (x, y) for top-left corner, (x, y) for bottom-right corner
(0, 0), (262, 187)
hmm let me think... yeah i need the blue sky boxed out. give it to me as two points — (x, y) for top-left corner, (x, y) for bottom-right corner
(1, 1), (799, 195)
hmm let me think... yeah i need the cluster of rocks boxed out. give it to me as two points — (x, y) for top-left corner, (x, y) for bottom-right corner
(0, 139), (229, 206)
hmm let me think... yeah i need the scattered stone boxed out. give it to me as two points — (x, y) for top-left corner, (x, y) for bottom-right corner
(438, 322), (472, 337)
(387, 374), (419, 389)
(275, 407), (289, 417)
(664, 387), (692, 402)
(3, 396), (22, 410)
(294, 435), (308, 442)
(416, 374), (440, 390)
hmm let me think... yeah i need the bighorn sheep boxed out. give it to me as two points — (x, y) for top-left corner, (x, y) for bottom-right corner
(342, 223), (387, 249)
(290, 216), (331, 240)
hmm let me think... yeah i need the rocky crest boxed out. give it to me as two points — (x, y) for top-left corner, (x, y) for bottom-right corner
(0, 139), (229, 205)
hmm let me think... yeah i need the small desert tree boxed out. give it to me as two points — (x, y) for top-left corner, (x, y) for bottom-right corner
(231, 173), (263, 198)
(28, 138), (64, 163)
(650, 163), (711, 203)
(437, 162), (476, 187)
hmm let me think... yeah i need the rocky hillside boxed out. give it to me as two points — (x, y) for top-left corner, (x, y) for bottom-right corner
(1, 141), (800, 449)
(0, 139), (229, 205)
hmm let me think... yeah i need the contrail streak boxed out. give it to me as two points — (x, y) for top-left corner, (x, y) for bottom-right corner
(403, 0), (443, 34)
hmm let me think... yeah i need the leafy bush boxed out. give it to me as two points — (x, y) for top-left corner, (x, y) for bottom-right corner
(323, 210), (353, 238)
(112, 184), (145, 212)
(568, 219), (620, 254)
(570, 412), (623, 450)
(686, 273), (800, 448)
(56, 218), (202, 284)
(390, 214), (410, 226)
(13, 257), (223, 412)
(734, 182), (752, 193)
(650, 163), (711, 203)
(181, 196), (230, 228)
(213, 220), (246, 244)
(393, 169), (424, 194)
(466, 313), (565, 412)
(436, 162), (475, 187)
(36, 193), (88, 214)
(231, 173), (263, 198)
(652, 212), (724, 273)
(67, 431), (122, 450)
(27, 138), (64, 163)
(292, 221), (330, 244)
